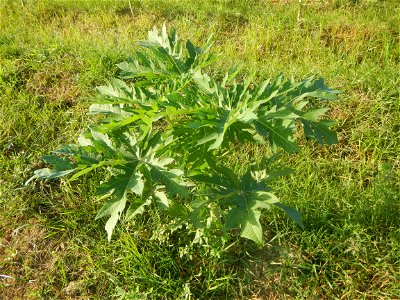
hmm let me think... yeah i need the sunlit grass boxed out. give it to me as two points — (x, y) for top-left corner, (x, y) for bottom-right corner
(1, 0), (399, 299)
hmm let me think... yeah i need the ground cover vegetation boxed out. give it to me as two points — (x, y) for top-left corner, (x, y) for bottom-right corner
(0, 0), (399, 299)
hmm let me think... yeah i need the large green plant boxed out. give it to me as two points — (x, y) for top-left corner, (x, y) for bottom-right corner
(28, 25), (339, 245)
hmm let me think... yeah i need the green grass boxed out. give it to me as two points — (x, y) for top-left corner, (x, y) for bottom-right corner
(1, 0), (399, 299)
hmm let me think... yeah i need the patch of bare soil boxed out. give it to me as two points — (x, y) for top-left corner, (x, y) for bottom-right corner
(26, 67), (80, 107)
(0, 221), (57, 299)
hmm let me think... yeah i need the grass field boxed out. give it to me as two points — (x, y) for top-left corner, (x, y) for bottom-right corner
(0, 0), (399, 299)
